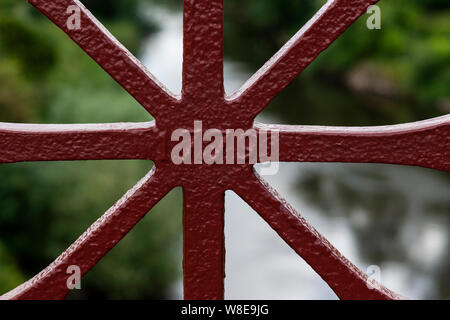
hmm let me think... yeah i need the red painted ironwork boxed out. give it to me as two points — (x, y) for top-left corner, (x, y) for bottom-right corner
(0, 0), (449, 300)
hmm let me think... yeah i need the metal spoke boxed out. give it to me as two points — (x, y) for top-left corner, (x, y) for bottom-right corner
(183, 184), (225, 300)
(233, 170), (401, 300)
(230, 0), (379, 120)
(255, 114), (450, 172)
(0, 121), (162, 163)
(1, 166), (175, 300)
(29, 0), (179, 117)
(183, 0), (224, 103)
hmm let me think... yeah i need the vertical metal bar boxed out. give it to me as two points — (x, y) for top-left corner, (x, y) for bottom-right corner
(183, 185), (225, 299)
(182, 0), (224, 103)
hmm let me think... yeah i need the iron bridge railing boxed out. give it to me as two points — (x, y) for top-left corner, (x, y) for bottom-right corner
(0, 0), (449, 300)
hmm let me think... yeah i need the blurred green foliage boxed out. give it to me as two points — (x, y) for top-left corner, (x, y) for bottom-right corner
(0, 15), (55, 78)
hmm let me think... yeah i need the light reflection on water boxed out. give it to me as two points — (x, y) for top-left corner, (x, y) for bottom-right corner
(141, 7), (449, 299)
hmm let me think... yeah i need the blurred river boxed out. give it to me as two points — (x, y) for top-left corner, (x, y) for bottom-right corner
(140, 7), (450, 299)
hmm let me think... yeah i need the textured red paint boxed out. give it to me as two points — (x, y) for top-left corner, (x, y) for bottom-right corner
(0, 0), (448, 300)
(257, 115), (450, 172)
